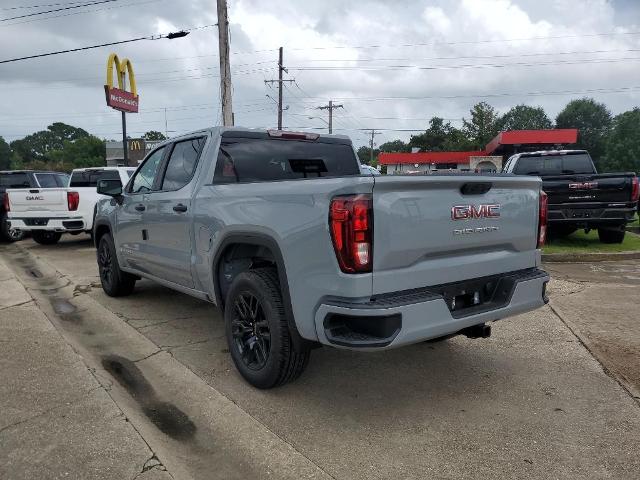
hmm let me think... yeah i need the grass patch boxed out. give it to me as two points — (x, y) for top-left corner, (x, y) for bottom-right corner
(543, 229), (640, 254)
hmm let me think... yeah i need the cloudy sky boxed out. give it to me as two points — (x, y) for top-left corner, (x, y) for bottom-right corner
(0, 0), (639, 147)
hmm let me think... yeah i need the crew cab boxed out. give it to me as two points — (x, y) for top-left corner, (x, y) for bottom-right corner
(1, 170), (69, 242)
(6, 167), (133, 245)
(503, 150), (639, 243)
(93, 127), (550, 388)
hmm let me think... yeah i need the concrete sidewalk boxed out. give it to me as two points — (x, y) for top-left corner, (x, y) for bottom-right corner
(0, 255), (171, 480)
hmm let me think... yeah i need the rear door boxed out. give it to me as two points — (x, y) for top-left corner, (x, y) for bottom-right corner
(370, 175), (541, 295)
(142, 136), (206, 287)
(115, 147), (166, 272)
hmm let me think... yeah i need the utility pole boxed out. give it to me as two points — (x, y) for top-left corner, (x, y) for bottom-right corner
(367, 129), (381, 165)
(164, 108), (168, 138)
(216, 0), (233, 126)
(264, 47), (294, 129)
(316, 100), (343, 134)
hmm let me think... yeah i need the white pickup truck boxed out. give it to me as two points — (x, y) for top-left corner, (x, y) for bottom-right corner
(7, 167), (134, 245)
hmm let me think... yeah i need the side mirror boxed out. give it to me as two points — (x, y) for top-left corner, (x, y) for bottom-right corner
(97, 178), (123, 197)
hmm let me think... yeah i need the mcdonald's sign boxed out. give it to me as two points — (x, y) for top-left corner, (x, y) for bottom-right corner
(104, 53), (139, 113)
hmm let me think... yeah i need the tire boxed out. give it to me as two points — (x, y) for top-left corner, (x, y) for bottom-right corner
(0, 211), (25, 242)
(97, 234), (136, 297)
(598, 227), (625, 244)
(224, 267), (310, 389)
(32, 231), (62, 245)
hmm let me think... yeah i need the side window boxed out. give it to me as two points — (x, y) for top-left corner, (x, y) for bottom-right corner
(160, 137), (205, 191)
(130, 147), (165, 193)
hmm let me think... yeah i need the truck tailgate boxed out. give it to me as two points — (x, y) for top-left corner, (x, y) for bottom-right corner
(542, 174), (633, 204)
(7, 188), (68, 214)
(371, 175), (541, 295)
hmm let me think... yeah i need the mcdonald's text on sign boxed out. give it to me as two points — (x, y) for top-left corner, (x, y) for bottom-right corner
(104, 87), (139, 113)
(104, 53), (139, 113)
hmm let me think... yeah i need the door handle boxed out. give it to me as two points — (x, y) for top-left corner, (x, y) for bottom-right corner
(173, 204), (188, 213)
(135, 204), (146, 212)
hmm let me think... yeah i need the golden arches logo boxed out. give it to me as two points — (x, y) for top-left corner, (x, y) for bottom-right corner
(104, 52), (139, 113)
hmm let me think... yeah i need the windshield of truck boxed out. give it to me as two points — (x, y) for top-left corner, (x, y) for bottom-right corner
(214, 138), (360, 182)
(513, 153), (596, 175)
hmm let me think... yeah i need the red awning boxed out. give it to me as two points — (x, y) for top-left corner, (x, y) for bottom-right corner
(378, 150), (486, 165)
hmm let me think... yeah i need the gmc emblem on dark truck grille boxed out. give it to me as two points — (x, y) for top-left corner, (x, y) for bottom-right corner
(451, 204), (501, 220)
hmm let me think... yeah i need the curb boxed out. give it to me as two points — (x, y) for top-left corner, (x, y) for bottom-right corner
(542, 251), (640, 263)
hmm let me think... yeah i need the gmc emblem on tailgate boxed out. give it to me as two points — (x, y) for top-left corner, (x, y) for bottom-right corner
(569, 181), (597, 190)
(451, 204), (500, 220)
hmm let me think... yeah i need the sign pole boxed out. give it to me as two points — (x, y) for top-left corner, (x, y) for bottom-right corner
(121, 110), (128, 165)
(120, 70), (128, 165)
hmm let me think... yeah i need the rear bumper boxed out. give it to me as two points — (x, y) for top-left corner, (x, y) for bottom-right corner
(314, 268), (549, 350)
(548, 203), (636, 226)
(9, 217), (86, 232)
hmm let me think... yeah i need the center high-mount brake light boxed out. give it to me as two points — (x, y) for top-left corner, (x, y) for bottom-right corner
(67, 191), (79, 211)
(267, 130), (320, 141)
(537, 190), (548, 248)
(330, 194), (372, 273)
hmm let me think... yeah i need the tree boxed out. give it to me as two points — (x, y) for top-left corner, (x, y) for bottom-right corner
(463, 102), (500, 149)
(357, 145), (379, 165)
(143, 131), (167, 141)
(555, 98), (612, 167)
(0, 136), (11, 170)
(378, 139), (409, 153)
(10, 122), (89, 163)
(47, 136), (105, 169)
(495, 105), (552, 131)
(602, 108), (640, 173)
(409, 117), (473, 152)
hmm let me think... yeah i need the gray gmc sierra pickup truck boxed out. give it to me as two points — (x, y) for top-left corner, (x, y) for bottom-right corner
(94, 127), (549, 388)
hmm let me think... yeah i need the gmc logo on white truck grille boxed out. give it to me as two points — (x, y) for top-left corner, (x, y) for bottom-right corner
(451, 204), (501, 220)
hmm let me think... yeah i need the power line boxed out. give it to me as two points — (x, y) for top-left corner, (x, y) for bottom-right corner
(1, 0), (118, 22)
(0, 24), (214, 64)
(1, 1), (97, 11)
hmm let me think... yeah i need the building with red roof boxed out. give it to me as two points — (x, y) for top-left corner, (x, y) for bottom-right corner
(378, 129), (578, 174)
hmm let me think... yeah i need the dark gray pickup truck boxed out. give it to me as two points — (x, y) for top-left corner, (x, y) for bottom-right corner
(503, 150), (639, 243)
(94, 127), (550, 388)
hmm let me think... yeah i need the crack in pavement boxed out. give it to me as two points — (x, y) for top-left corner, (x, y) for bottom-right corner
(0, 299), (35, 311)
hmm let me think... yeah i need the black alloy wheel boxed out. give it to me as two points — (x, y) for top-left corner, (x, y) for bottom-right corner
(231, 292), (271, 371)
(97, 234), (136, 297)
(98, 238), (114, 289)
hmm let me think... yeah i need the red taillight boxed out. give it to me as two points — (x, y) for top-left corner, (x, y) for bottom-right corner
(631, 176), (639, 202)
(537, 190), (548, 248)
(2, 192), (9, 212)
(67, 191), (79, 211)
(330, 194), (372, 273)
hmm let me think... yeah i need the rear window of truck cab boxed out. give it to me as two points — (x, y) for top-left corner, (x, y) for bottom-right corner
(513, 153), (596, 175)
(213, 135), (360, 183)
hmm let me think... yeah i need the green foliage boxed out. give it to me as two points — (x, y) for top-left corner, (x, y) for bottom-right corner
(8, 122), (104, 171)
(463, 102), (500, 149)
(357, 145), (379, 165)
(143, 130), (167, 141)
(602, 108), (640, 173)
(495, 105), (552, 131)
(408, 117), (473, 152)
(555, 98), (612, 167)
(378, 139), (409, 153)
(0, 136), (11, 170)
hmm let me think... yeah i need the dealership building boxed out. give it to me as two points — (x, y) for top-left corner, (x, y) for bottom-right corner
(379, 129), (579, 174)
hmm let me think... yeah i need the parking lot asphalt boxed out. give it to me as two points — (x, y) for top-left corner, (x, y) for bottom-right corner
(3, 234), (640, 479)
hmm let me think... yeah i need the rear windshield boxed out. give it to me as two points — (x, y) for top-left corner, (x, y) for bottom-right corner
(0, 173), (30, 188)
(70, 170), (120, 187)
(513, 154), (595, 175)
(213, 137), (360, 183)
(35, 173), (68, 188)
